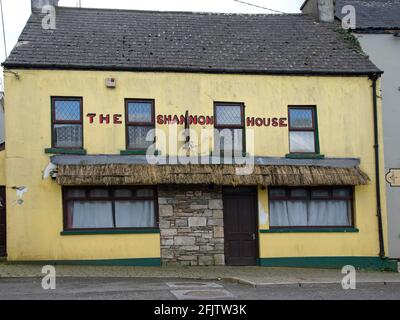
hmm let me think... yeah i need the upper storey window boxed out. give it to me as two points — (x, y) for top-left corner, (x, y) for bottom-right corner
(51, 97), (83, 149)
(214, 102), (245, 156)
(288, 106), (319, 154)
(125, 99), (155, 151)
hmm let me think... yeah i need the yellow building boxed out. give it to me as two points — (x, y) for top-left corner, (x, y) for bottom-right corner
(1, 5), (397, 270)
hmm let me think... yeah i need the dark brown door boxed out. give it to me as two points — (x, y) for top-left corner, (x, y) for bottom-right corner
(223, 187), (258, 266)
(0, 186), (6, 257)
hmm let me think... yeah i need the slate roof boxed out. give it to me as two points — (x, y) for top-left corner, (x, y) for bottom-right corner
(335, 0), (400, 30)
(2, 7), (381, 75)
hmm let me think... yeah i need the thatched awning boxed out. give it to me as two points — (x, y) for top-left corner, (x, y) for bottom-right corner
(53, 156), (370, 187)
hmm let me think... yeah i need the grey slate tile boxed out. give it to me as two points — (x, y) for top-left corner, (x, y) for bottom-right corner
(3, 7), (381, 75)
(336, 0), (400, 30)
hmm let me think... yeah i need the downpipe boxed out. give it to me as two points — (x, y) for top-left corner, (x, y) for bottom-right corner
(370, 73), (386, 259)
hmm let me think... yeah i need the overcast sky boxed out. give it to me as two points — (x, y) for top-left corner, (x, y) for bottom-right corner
(0, 0), (304, 90)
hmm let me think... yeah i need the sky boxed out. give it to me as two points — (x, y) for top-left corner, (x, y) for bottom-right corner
(0, 0), (304, 90)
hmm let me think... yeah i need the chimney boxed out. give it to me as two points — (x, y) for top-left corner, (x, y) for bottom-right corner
(31, 0), (59, 12)
(301, 0), (335, 23)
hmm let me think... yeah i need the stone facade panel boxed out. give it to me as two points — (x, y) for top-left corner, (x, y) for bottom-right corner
(159, 185), (224, 266)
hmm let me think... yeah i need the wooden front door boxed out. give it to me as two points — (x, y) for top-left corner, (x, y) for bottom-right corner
(223, 187), (258, 266)
(0, 187), (6, 257)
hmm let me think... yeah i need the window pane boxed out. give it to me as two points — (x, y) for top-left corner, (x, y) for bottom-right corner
(270, 188), (287, 198)
(54, 124), (82, 148)
(115, 200), (155, 228)
(270, 200), (308, 227)
(89, 189), (109, 198)
(127, 102), (152, 123)
(289, 131), (315, 153)
(289, 109), (313, 129)
(68, 201), (113, 229)
(290, 188), (308, 198)
(66, 189), (86, 198)
(128, 126), (154, 149)
(215, 128), (243, 153)
(308, 200), (352, 226)
(114, 189), (132, 198)
(55, 100), (81, 121)
(136, 189), (154, 197)
(215, 105), (242, 126)
(311, 189), (330, 199)
(270, 198), (352, 228)
(333, 188), (351, 198)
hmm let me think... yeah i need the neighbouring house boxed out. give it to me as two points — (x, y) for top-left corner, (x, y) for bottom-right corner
(302, 0), (400, 260)
(0, 0), (397, 270)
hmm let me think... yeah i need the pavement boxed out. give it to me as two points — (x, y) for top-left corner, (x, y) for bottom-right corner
(1, 277), (400, 300)
(0, 263), (399, 287)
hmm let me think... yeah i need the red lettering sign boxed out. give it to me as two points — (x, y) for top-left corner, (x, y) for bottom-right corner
(99, 114), (110, 124)
(113, 114), (122, 124)
(87, 113), (96, 124)
(86, 113), (287, 128)
(279, 118), (288, 127)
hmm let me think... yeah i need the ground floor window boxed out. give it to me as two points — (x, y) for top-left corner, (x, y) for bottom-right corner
(269, 187), (353, 228)
(63, 187), (157, 230)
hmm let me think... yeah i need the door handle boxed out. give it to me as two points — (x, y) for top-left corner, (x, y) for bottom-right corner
(252, 233), (256, 241)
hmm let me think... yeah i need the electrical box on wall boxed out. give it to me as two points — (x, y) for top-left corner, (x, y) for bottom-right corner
(105, 78), (116, 88)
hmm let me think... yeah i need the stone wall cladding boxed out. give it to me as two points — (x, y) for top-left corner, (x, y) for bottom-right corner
(158, 185), (225, 266)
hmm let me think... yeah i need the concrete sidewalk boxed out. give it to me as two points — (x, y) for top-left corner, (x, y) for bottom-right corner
(0, 263), (399, 287)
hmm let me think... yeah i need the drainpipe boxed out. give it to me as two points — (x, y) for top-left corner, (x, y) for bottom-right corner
(370, 73), (385, 259)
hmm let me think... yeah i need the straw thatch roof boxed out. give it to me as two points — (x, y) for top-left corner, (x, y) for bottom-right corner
(56, 164), (370, 187)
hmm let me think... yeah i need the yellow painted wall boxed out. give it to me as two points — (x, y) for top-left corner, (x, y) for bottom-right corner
(0, 150), (5, 185)
(3, 70), (387, 261)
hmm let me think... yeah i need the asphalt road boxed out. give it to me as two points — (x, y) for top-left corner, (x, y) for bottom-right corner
(0, 277), (399, 300)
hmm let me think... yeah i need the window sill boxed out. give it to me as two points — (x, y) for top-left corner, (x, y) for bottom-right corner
(120, 150), (161, 156)
(285, 153), (325, 160)
(259, 228), (359, 233)
(45, 148), (87, 155)
(60, 229), (160, 236)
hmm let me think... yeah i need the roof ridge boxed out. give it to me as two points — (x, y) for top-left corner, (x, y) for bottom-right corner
(53, 6), (304, 17)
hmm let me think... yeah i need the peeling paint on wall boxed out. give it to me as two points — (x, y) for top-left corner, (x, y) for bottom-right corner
(258, 188), (269, 229)
(12, 186), (28, 205)
(259, 206), (268, 226)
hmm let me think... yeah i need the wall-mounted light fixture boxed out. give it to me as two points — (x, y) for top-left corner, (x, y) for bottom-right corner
(105, 77), (116, 88)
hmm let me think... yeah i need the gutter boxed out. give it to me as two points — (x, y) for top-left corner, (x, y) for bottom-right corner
(1, 64), (383, 77)
(370, 73), (386, 259)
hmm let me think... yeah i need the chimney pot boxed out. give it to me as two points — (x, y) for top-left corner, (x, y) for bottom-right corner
(318, 0), (335, 23)
(31, 0), (59, 12)
(301, 0), (335, 23)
